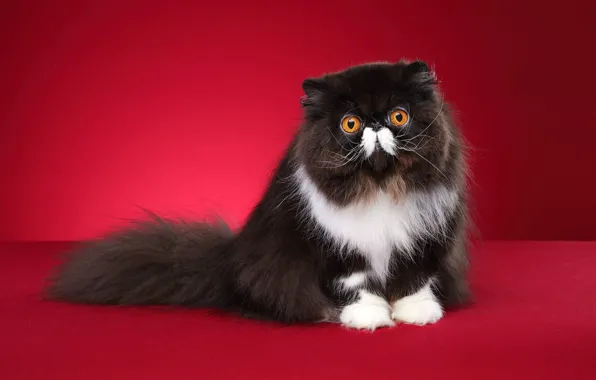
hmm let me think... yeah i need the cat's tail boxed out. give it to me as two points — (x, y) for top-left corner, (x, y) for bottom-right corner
(44, 212), (235, 308)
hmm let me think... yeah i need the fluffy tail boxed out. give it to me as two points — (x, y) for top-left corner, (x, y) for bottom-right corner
(45, 213), (234, 307)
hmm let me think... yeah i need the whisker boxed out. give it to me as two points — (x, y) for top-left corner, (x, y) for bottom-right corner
(401, 134), (439, 143)
(323, 148), (361, 163)
(327, 127), (358, 148)
(397, 146), (448, 179)
(402, 138), (431, 151)
(398, 97), (445, 143)
(315, 147), (364, 169)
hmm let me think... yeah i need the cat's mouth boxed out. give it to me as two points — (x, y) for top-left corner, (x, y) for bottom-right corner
(368, 148), (391, 173)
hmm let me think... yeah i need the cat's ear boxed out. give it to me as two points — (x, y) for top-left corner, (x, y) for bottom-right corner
(301, 78), (329, 107)
(401, 60), (437, 92)
(402, 60), (430, 77)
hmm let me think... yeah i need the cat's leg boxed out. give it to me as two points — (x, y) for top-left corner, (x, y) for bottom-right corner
(385, 243), (446, 326)
(387, 234), (470, 326)
(389, 226), (470, 325)
(334, 272), (394, 331)
(390, 277), (444, 325)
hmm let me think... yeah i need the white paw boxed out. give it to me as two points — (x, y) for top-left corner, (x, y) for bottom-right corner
(339, 291), (394, 331)
(391, 298), (443, 325)
(391, 280), (444, 326)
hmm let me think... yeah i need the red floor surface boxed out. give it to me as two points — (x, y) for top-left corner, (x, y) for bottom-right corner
(1, 241), (595, 379)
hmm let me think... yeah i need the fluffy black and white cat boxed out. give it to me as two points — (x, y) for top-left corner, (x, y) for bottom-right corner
(46, 60), (471, 331)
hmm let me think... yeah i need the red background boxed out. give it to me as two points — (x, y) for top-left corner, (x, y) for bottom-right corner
(2, 0), (595, 242)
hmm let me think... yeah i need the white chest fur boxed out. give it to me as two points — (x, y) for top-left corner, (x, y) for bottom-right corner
(295, 166), (459, 284)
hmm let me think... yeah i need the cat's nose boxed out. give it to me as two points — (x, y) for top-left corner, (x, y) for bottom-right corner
(370, 123), (384, 131)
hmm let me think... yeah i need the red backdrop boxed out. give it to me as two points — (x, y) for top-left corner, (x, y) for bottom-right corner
(2, 0), (595, 242)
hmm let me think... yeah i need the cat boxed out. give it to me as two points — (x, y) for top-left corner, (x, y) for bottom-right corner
(45, 59), (471, 331)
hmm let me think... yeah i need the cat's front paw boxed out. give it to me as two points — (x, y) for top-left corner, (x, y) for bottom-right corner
(340, 303), (394, 331)
(339, 291), (394, 331)
(391, 298), (443, 325)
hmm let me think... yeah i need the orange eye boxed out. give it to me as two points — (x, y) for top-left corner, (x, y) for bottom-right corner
(390, 109), (409, 127)
(341, 115), (361, 133)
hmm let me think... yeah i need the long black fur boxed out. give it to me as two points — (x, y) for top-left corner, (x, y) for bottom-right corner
(46, 60), (471, 326)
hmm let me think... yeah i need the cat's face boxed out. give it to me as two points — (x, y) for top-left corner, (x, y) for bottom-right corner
(295, 60), (460, 202)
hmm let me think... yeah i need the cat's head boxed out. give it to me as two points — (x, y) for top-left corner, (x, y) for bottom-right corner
(294, 60), (463, 204)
